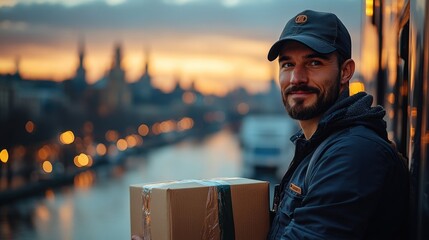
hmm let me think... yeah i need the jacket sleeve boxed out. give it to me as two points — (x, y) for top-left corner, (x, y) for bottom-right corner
(280, 136), (394, 239)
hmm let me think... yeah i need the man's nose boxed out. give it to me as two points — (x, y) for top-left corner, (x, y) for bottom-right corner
(290, 66), (307, 85)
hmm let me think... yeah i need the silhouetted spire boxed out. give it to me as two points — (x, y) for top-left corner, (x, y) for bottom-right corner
(74, 39), (87, 89)
(141, 48), (151, 81)
(14, 56), (21, 79)
(144, 48), (149, 75)
(78, 39), (85, 69)
(114, 43), (122, 69)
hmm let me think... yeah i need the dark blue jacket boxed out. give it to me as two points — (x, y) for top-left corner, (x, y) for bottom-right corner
(268, 90), (409, 239)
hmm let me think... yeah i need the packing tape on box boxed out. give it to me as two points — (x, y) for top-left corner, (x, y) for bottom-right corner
(141, 178), (238, 240)
(199, 179), (235, 240)
(141, 182), (168, 240)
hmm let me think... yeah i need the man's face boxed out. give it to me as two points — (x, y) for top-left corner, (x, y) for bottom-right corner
(278, 41), (343, 120)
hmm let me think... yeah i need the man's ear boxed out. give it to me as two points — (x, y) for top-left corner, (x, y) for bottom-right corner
(340, 59), (355, 85)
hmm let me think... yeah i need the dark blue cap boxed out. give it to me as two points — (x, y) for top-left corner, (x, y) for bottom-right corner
(267, 10), (351, 61)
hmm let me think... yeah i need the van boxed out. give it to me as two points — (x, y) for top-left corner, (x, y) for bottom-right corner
(239, 114), (297, 179)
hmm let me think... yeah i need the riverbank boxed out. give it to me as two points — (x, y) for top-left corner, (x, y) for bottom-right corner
(0, 123), (223, 205)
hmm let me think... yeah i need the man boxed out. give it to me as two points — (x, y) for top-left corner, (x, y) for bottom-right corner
(267, 10), (409, 239)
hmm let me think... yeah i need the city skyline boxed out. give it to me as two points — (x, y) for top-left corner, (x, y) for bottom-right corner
(0, 0), (363, 95)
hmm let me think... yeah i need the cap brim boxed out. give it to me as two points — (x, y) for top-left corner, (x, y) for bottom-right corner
(267, 35), (337, 61)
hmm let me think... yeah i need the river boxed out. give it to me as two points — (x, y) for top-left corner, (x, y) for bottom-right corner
(0, 127), (281, 240)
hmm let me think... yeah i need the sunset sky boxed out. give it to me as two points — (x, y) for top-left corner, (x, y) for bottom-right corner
(0, 0), (362, 95)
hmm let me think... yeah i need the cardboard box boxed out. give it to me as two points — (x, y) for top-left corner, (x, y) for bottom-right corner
(130, 177), (270, 240)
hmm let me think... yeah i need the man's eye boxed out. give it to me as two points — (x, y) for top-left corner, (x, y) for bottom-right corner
(310, 60), (321, 66)
(281, 63), (293, 68)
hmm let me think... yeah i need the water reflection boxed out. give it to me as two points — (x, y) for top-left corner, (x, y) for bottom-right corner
(0, 128), (250, 240)
(142, 129), (242, 182)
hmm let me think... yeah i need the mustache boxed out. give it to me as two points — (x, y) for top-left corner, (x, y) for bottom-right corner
(284, 85), (320, 95)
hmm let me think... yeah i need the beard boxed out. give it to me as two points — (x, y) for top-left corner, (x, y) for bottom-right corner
(282, 74), (341, 120)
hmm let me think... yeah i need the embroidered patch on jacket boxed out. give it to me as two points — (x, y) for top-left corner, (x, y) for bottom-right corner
(289, 183), (302, 195)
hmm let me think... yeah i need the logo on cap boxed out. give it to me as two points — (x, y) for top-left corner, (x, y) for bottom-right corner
(295, 15), (307, 24)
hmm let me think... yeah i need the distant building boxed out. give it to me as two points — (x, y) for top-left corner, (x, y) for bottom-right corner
(98, 43), (131, 114)
(73, 40), (88, 93)
(249, 64), (284, 114)
(0, 77), (12, 121)
(0, 57), (67, 121)
(130, 50), (159, 104)
(257, 78), (283, 113)
(0, 58), (21, 120)
(170, 79), (184, 101)
(185, 80), (204, 106)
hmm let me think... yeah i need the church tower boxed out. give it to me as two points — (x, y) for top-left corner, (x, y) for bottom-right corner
(101, 43), (131, 112)
(14, 56), (22, 80)
(74, 40), (87, 92)
(130, 48), (155, 104)
(141, 51), (151, 84)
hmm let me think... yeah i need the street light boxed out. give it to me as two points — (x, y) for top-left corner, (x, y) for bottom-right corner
(0, 149), (8, 163)
(59, 131), (75, 145)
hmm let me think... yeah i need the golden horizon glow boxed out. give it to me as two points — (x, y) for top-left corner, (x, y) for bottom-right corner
(0, 35), (274, 96)
(0, 1), (363, 97)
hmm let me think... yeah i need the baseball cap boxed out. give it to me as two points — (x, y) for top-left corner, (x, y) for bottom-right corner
(267, 10), (351, 61)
